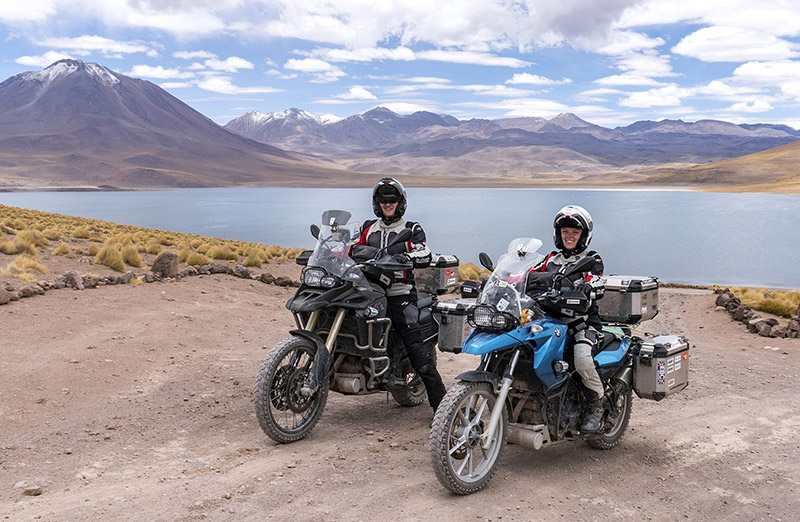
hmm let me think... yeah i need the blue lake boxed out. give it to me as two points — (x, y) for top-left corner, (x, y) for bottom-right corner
(1, 187), (798, 288)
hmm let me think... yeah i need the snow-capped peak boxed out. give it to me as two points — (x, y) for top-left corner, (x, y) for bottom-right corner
(243, 108), (340, 125)
(21, 59), (119, 87)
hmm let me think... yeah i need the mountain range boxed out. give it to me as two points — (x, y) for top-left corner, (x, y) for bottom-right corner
(0, 59), (798, 191)
(224, 107), (800, 184)
(0, 60), (355, 189)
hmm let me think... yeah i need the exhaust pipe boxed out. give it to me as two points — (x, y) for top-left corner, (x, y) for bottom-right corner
(508, 424), (549, 450)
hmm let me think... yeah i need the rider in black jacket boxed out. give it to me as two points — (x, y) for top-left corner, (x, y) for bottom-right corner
(351, 178), (446, 414)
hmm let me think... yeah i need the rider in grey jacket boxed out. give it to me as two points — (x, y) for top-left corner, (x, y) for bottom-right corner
(530, 205), (606, 433)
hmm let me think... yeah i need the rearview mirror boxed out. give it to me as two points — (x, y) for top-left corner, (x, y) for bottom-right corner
(478, 252), (494, 271)
(387, 228), (412, 248)
(310, 224), (320, 239)
(565, 255), (595, 277)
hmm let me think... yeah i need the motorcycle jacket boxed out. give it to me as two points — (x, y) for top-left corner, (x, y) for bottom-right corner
(352, 218), (432, 297)
(531, 250), (605, 329)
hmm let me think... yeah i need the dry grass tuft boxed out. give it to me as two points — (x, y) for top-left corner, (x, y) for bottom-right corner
(185, 252), (210, 266)
(94, 245), (126, 272)
(207, 245), (238, 261)
(71, 226), (91, 239)
(121, 245), (143, 267)
(88, 244), (100, 256)
(2, 254), (48, 280)
(730, 287), (800, 318)
(53, 242), (71, 255)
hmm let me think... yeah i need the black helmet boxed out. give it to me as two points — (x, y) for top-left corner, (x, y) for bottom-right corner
(553, 205), (593, 255)
(372, 177), (407, 223)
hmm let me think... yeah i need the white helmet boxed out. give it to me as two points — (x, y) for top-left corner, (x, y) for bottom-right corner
(553, 205), (593, 254)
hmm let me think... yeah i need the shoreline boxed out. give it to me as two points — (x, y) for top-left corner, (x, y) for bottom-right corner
(2, 183), (799, 195)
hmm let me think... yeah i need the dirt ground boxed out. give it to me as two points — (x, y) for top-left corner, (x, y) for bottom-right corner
(1, 262), (799, 522)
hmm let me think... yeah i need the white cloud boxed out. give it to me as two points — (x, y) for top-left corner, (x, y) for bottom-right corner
(174, 50), (217, 60)
(727, 100), (774, 113)
(310, 46), (416, 63)
(732, 60), (800, 87)
(415, 50), (531, 68)
(197, 76), (283, 95)
(160, 82), (193, 89)
(0, 0), (56, 22)
(379, 102), (439, 114)
(619, 85), (690, 108)
(594, 74), (665, 86)
(454, 97), (571, 118)
(336, 86), (377, 100)
(15, 50), (75, 67)
(673, 26), (800, 62)
(506, 73), (571, 85)
(204, 57), (254, 73)
(129, 65), (194, 80)
(266, 69), (298, 80)
(36, 35), (154, 55)
(619, 0), (800, 38)
(575, 88), (625, 102)
(597, 30), (664, 55)
(404, 77), (451, 84)
(284, 58), (346, 83)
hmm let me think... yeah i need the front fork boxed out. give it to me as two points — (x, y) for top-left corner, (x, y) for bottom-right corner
(299, 308), (348, 397)
(480, 349), (521, 449)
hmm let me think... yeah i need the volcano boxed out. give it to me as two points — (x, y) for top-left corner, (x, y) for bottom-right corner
(0, 60), (347, 188)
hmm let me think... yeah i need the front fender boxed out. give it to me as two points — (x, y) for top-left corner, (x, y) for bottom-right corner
(456, 370), (501, 389)
(289, 330), (331, 393)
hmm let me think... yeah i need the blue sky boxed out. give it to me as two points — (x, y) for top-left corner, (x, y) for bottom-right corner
(2, 0), (800, 128)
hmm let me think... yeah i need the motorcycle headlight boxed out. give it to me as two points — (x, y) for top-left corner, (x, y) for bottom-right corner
(470, 305), (494, 328)
(303, 268), (325, 287)
(491, 314), (508, 329)
(320, 275), (339, 288)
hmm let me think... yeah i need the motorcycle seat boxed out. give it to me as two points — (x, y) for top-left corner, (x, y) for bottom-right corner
(592, 331), (621, 357)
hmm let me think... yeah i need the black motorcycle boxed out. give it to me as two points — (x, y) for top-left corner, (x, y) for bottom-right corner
(254, 210), (440, 443)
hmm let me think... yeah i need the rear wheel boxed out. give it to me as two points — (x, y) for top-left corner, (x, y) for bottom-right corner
(254, 336), (329, 443)
(586, 389), (632, 450)
(429, 382), (508, 495)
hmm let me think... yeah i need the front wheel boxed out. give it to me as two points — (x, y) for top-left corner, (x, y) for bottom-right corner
(429, 382), (508, 495)
(586, 389), (632, 450)
(254, 336), (329, 443)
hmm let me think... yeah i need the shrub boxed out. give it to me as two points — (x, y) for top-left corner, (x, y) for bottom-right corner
(94, 245), (125, 272)
(121, 245), (143, 267)
(53, 242), (71, 255)
(75, 248), (84, 255)
(458, 262), (489, 282)
(185, 252), (210, 266)
(88, 244), (100, 256)
(131, 277), (143, 286)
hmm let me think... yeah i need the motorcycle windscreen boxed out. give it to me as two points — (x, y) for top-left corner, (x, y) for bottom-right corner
(307, 210), (370, 289)
(478, 237), (545, 319)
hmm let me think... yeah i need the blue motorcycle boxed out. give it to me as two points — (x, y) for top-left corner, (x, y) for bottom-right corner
(429, 238), (637, 495)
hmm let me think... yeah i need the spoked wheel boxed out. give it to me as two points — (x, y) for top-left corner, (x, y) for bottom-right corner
(429, 382), (508, 495)
(387, 341), (436, 407)
(254, 336), (329, 443)
(586, 389), (632, 450)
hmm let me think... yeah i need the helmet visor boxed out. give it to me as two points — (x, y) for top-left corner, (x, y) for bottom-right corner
(375, 186), (401, 203)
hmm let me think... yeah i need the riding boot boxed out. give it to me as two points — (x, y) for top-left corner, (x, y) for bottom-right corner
(581, 396), (604, 433)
